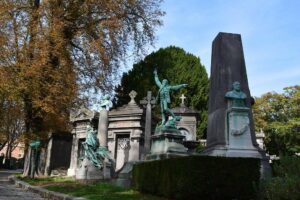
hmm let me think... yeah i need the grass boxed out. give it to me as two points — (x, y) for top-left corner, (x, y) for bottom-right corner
(19, 176), (166, 200)
(18, 176), (75, 186)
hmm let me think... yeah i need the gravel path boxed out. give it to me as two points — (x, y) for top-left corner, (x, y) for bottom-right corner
(0, 170), (45, 200)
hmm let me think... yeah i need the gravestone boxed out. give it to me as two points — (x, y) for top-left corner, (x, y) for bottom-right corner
(203, 32), (270, 177)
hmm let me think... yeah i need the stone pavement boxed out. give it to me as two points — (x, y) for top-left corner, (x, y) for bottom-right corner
(0, 170), (45, 200)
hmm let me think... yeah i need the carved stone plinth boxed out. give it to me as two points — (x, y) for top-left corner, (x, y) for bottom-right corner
(75, 158), (103, 180)
(146, 131), (187, 160)
(204, 107), (261, 158)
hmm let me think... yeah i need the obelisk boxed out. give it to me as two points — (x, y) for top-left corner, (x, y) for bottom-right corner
(204, 32), (259, 156)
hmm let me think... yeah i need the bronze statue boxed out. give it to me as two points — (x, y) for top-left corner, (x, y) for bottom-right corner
(81, 125), (111, 169)
(153, 69), (187, 125)
(225, 81), (247, 107)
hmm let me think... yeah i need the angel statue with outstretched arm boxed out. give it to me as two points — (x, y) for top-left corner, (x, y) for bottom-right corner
(153, 69), (187, 125)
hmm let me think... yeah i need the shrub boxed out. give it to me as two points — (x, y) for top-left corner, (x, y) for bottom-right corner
(132, 156), (260, 200)
(262, 156), (300, 200)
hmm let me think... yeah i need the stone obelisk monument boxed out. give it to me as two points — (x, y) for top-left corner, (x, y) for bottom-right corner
(203, 32), (265, 159)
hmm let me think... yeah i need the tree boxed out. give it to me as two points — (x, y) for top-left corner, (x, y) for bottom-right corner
(0, 0), (164, 176)
(0, 94), (25, 162)
(253, 86), (300, 156)
(114, 46), (209, 138)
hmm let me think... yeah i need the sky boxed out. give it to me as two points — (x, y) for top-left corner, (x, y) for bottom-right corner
(146, 0), (300, 97)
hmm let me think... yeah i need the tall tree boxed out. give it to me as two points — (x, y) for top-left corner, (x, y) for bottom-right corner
(253, 86), (300, 156)
(114, 46), (209, 138)
(0, 0), (164, 176)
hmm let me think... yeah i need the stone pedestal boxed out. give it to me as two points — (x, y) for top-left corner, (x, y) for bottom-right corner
(147, 131), (187, 160)
(204, 107), (261, 158)
(75, 158), (103, 180)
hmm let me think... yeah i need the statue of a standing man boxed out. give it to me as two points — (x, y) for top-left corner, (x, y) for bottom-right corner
(153, 69), (187, 125)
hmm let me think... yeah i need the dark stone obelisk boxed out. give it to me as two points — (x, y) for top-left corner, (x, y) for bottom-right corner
(206, 32), (258, 150)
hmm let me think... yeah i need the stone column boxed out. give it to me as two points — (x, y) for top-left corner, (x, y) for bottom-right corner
(44, 133), (53, 176)
(140, 91), (156, 155)
(67, 135), (78, 176)
(98, 109), (109, 147)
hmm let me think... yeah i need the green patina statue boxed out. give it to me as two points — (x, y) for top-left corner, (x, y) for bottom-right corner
(225, 81), (250, 137)
(29, 140), (41, 178)
(153, 69), (187, 129)
(81, 125), (111, 169)
(29, 140), (41, 149)
(225, 81), (247, 108)
(99, 94), (112, 111)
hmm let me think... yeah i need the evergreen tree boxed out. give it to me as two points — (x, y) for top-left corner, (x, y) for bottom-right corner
(115, 46), (209, 138)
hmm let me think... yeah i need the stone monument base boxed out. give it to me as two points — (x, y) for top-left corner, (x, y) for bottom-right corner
(75, 158), (104, 180)
(67, 168), (75, 177)
(146, 131), (188, 160)
(114, 161), (140, 188)
(202, 144), (262, 158)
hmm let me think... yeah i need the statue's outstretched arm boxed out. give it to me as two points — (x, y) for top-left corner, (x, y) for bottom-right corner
(153, 69), (162, 87)
(170, 84), (187, 91)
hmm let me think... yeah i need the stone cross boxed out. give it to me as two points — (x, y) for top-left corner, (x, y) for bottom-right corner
(140, 91), (156, 155)
(180, 94), (187, 107)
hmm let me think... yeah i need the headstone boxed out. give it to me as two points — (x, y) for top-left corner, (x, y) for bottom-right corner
(140, 91), (156, 155)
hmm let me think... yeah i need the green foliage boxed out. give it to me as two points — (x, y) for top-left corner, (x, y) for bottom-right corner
(253, 86), (300, 156)
(19, 176), (75, 186)
(115, 46), (209, 138)
(132, 156), (260, 200)
(20, 176), (165, 200)
(261, 156), (300, 200)
(46, 183), (165, 200)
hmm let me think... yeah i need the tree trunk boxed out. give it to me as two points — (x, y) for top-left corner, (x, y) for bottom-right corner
(23, 145), (48, 177)
(22, 147), (31, 176)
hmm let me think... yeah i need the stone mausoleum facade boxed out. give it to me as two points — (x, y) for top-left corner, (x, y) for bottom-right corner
(67, 91), (199, 176)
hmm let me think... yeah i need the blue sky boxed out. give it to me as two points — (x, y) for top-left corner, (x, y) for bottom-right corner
(148, 0), (300, 97)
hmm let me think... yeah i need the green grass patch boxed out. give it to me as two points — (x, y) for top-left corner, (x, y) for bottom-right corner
(18, 176), (75, 186)
(19, 176), (165, 200)
(46, 183), (165, 200)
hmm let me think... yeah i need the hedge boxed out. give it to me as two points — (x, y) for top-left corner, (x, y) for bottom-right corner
(132, 156), (260, 200)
